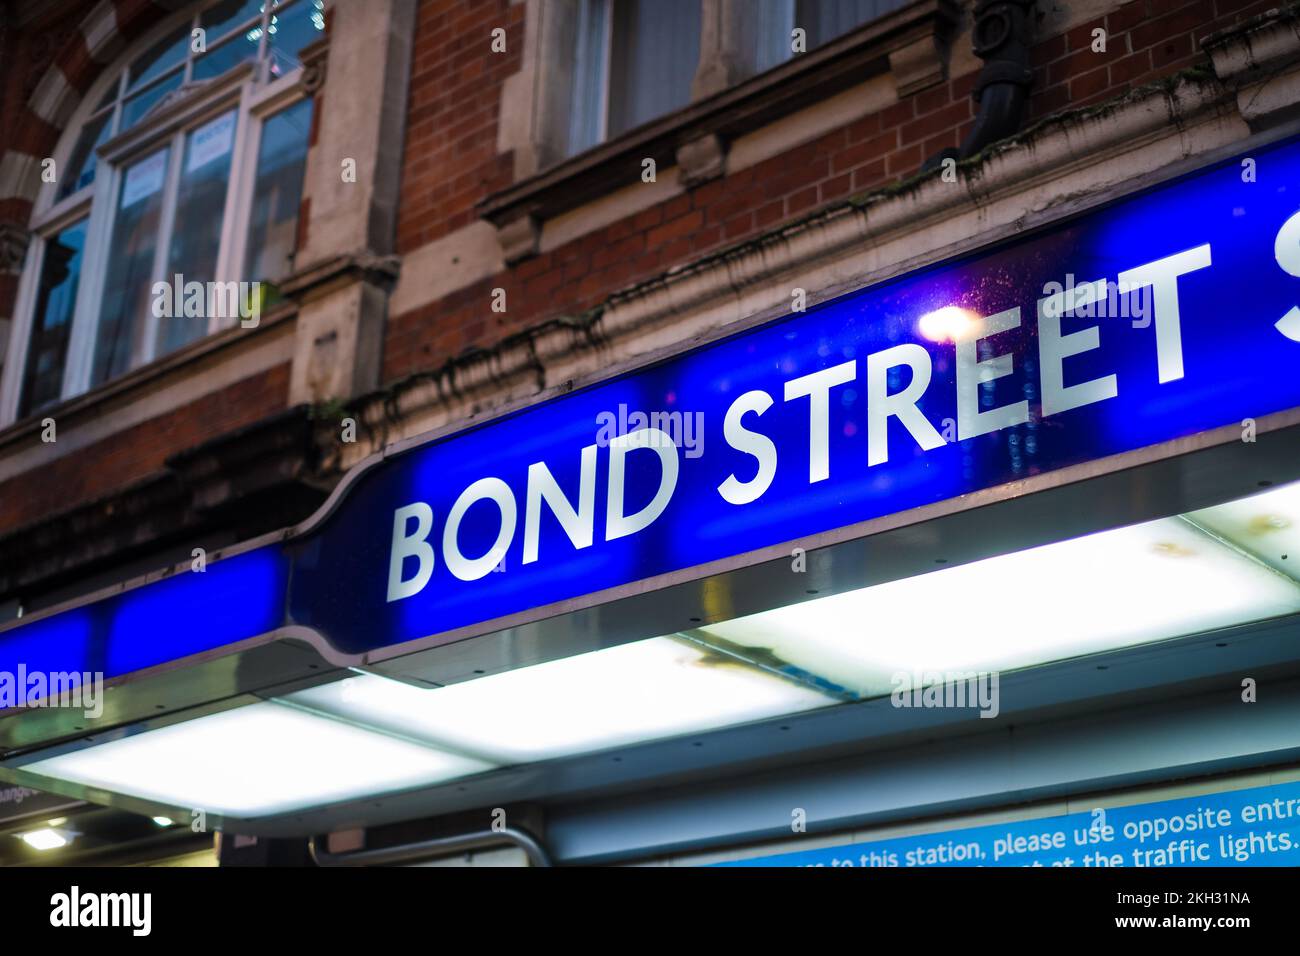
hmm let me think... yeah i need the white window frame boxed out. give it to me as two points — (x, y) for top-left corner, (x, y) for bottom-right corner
(0, 0), (321, 426)
(561, 0), (904, 159)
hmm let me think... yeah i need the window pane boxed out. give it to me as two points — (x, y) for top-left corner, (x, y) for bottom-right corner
(741, 0), (905, 76)
(796, 0), (905, 49)
(738, 0), (795, 77)
(20, 221), (87, 417)
(59, 110), (111, 200)
(193, 31), (260, 82)
(566, 0), (610, 155)
(127, 27), (188, 93)
(201, 0), (263, 41)
(267, 0), (327, 79)
(122, 72), (183, 129)
(93, 147), (170, 387)
(244, 99), (313, 289)
(607, 0), (700, 138)
(158, 111), (238, 356)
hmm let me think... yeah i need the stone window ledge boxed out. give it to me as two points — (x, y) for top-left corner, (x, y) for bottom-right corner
(0, 243), (405, 457)
(479, 0), (962, 263)
(0, 301), (297, 458)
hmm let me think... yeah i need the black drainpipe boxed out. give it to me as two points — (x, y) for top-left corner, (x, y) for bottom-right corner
(922, 0), (1037, 172)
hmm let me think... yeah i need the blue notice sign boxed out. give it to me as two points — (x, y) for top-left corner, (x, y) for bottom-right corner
(718, 780), (1300, 867)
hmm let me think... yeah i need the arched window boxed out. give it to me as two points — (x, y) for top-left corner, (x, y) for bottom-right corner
(2, 0), (325, 422)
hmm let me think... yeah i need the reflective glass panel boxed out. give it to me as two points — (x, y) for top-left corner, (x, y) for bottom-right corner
(20, 220), (87, 416)
(126, 27), (187, 92)
(267, 0), (326, 79)
(244, 98), (313, 288)
(121, 72), (183, 130)
(607, 0), (700, 138)
(58, 110), (111, 200)
(158, 111), (237, 356)
(92, 147), (170, 386)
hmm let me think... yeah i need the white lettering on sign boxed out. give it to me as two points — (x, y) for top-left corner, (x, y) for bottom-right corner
(784, 361), (856, 483)
(1116, 245), (1212, 384)
(956, 306), (1029, 440)
(717, 391), (777, 505)
(384, 222), (1295, 604)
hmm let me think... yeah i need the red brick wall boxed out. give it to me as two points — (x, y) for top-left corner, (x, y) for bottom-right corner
(0, 364), (290, 536)
(0, 0), (175, 311)
(1026, 0), (1271, 117)
(397, 0), (526, 251)
(384, 0), (1276, 383)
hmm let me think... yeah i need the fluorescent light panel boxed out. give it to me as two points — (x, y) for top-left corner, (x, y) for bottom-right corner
(1186, 482), (1300, 580)
(16, 481), (1300, 818)
(20, 828), (69, 850)
(696, 511), (1300, 698)
(18, 638), (833, 814)
(284, 637), (835, 764)
(22, 702), (495, 817)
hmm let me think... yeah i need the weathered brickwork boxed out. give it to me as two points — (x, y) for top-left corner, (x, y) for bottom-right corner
(384, 0), (1277, 383)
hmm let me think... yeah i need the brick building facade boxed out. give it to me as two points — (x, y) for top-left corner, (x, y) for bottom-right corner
(0, 0), (1283, 612)
(2, 0), (1300, 864)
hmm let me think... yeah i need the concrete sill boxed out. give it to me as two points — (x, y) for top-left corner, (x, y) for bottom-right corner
(0, 301), (296, 457)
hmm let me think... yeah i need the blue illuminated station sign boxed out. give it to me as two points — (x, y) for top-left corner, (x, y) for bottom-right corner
(7, 134), (1300, 675)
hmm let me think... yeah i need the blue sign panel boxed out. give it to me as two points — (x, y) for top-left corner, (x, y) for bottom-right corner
(0, 548), (288, 688)
(287, 134), (1300, 654)
(716, 779), (1300, 867)
(5, 134), (1300, 671)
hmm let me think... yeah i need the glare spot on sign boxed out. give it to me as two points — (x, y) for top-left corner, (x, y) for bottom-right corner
(918, 306), (978, 342)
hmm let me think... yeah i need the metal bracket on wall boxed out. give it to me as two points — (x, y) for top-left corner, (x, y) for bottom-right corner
(922, 0), (1037, 172)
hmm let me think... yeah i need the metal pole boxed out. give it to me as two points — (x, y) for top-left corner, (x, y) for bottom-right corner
(308, 826), (553, 867)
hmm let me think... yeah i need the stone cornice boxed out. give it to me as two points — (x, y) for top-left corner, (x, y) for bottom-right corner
(279, 251), (403, 304)
(341, 68), (1255, 472)
(1203, 2), (1300, 82)
(0, 406), (323, 598)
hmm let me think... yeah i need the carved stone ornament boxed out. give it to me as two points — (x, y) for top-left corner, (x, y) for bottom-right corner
(298, 35), (330, 94)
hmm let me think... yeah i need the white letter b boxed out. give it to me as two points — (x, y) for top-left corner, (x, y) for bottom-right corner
(387, 502), (435, 602)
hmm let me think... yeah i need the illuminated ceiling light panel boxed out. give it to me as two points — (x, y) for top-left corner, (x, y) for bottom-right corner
(19, 828), (69, 850)
(284, 637), (836, 764)
(21, 483), (1300, 817)
(1186, 481), (1300, 581)
(21, 702), (494, 817)
(694, 517), (1300, 699)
